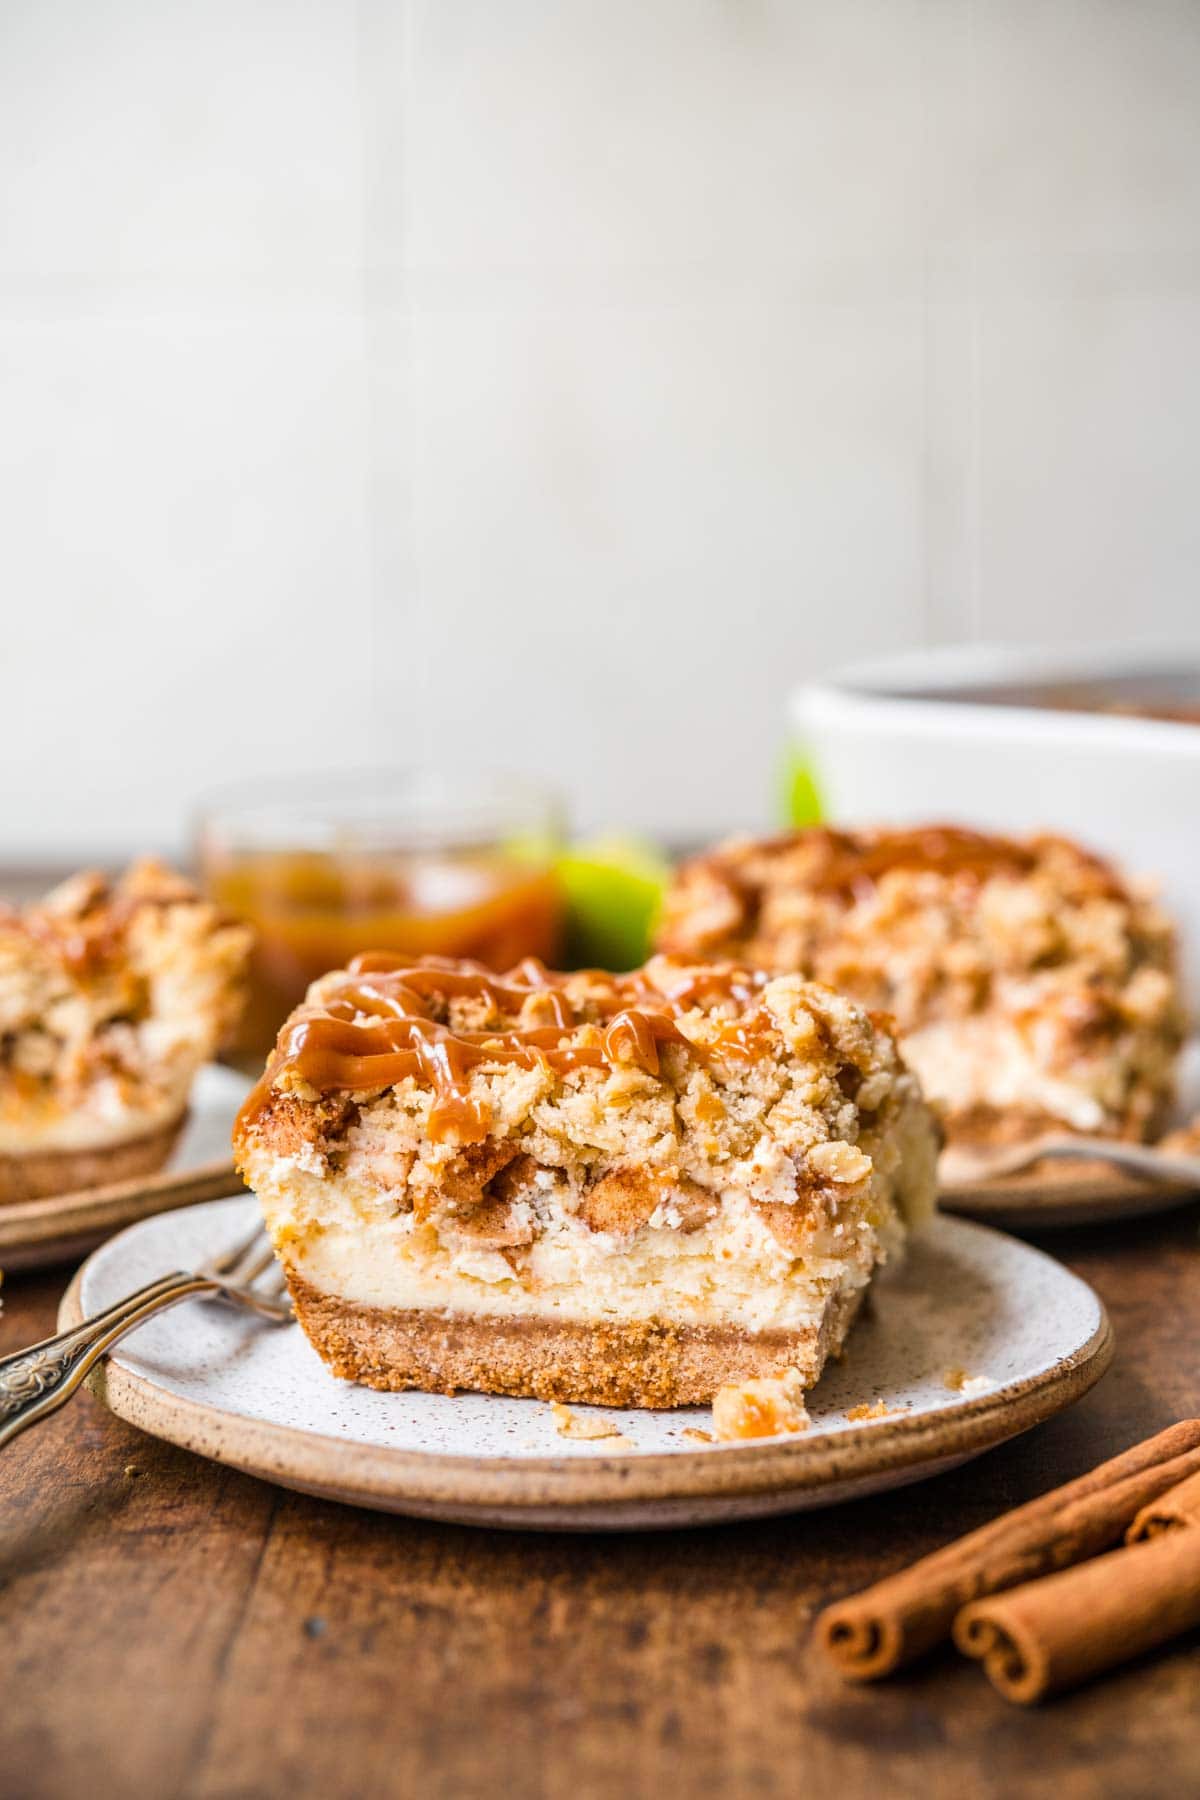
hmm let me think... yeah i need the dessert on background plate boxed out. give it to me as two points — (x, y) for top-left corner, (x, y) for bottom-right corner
(0, 860), (251, 1203)
(657, 825), (1184, 1152)
(235, 952), (937, 1408)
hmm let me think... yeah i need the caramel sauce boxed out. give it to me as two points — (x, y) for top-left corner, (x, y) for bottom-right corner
(995, 685), (1200, 726)
(3, 909), (110, 976)
(5, 884), (174, 978)
(238, 954), (771, 1145)
(803, 825), (1038, 895)
(205, 849), (565, 1061)
(732, 825), (1121, 902)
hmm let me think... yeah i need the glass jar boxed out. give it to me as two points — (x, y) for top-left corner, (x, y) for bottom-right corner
(197, 770), (565, 1063)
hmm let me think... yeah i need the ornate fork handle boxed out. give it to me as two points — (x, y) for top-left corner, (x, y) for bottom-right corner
(0, 1270), (218, 1449)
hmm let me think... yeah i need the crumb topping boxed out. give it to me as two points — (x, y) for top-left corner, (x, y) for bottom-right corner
(658, 826), (1183, 1143)
(239, 953), (788, 1145)
(237, 951), (938, 1341)
(0, 859), (251, 1144)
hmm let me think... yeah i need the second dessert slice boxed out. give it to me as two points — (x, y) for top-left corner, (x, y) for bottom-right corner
(0, 860), (251, 1202)
(235, 953), (937, 1408)
(658, 826), (1183, 1150)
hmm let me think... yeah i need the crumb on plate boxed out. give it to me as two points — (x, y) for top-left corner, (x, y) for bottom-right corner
(711, 1368), (810, 1442)
(550, 1401), (631, 1444)
(845, 1398), (909, 1421)
(943, 1366), (996, 1395)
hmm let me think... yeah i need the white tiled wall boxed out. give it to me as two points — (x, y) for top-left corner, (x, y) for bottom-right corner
(2, 1), (1199, 856)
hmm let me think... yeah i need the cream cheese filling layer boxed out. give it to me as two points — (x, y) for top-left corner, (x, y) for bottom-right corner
(261, 1172), (907, 1334)
(0, 1085), (187, 1154)
(903, 1017), (1110, 1132)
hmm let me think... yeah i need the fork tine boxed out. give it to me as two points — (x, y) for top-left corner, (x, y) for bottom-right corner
(228, 1242), (278, 1287)
(207, 1222), (270, 1281)
(229, 1258), (293, 1321)
(195, 1221), (292, 1322)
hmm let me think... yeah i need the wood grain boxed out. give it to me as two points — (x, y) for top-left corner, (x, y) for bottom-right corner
(2, 1204), (1199, 1800)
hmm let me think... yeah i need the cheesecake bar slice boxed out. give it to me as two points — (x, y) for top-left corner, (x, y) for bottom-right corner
(0, 860), (251, 1202)
(658, 826), (1183, 1150)
(235, 952), (937, 1408)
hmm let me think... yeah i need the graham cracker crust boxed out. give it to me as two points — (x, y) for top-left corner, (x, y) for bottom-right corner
(0, 1112), (187, 1205)
(286, 1272), (865, 1408)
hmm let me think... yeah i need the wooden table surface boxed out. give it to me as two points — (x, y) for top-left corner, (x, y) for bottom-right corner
(2, 1204), (1198, 1800)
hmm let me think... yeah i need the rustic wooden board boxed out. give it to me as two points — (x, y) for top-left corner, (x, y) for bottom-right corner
(2, 1201), (1199, 1800)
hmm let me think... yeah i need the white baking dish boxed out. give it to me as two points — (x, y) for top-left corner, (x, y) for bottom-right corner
(790, 643), (1200, 1002)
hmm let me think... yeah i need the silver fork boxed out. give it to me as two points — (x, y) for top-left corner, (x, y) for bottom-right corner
(0, 1222), (292, 1449)
(940, 1135), (1200, 1193)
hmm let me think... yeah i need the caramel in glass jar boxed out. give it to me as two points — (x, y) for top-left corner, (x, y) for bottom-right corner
(206, 848), (564, 1063)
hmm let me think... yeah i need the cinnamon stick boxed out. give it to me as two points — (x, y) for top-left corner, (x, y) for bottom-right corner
(1127, 1468), (1200, 1542)
(816, 1420), (1200, 1679)
(953, 1532), (1200, 1703)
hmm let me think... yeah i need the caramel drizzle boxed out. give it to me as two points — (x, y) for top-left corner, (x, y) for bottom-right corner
(800, 826), (1038, 895)
(4, 879), (199, 977)
(238, 954), (770, 1144)
(721, 825), (1122, 901)
(23, 916), (129, 977)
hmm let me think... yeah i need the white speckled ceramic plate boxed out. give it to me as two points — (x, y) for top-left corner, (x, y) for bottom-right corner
(940, 1040), (1200, 1229)
(60, 1196), (1112, 1530)
(939, 1155), (1200, 1229)
(0, 1066), (250, 1270)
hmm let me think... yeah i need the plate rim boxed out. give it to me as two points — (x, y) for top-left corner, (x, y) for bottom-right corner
(0, 1064), (249, 1268)
(937, 1038), (1200, 1227)
(941, 1179), (1199, 1229)
(59, 1207), (1115, 1514)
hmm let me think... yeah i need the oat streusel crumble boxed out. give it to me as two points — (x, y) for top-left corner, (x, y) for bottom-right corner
(657, 825), (1183, 1149)
(235, 952), (938, 1408)
(0, 859), (251, 1200)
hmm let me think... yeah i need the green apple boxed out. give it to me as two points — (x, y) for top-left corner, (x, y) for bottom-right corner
(777, 746), (824, 827)
(557, 836), (670, 971)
